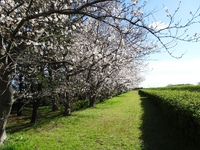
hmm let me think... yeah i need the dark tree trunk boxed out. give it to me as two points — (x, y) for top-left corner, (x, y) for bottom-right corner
(89, 95), (96, 107)
(30, 99), (40, 124)
(63, 92), (71, 116)
(63, 103), (71, 116)
(42, 99), (46, 106)
(87, 86), (96, 107)
(100, 97), (104, 103)
(30, 74), (43, 123)
(0, 73), (14, 145)
(52, 99), (58, 111)
(16, 99), (23, 116)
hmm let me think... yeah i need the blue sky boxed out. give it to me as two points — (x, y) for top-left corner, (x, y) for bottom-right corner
(140, 0), (200, 87)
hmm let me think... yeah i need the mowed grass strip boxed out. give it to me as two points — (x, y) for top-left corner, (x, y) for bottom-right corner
(3, 91), (144, 150)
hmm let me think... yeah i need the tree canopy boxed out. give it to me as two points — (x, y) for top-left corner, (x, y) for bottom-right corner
(0, 0), (200, 145)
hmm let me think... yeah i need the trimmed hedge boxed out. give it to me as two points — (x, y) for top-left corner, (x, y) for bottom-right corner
(139, 89), (200, 141)
(146, 84), (200, 92)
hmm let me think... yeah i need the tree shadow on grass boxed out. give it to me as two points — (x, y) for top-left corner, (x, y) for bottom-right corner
(139, 96), (200, 150)
(7, 107), (62, 134)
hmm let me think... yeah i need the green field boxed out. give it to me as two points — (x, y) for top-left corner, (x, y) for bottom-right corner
(1, 91), (200, 150)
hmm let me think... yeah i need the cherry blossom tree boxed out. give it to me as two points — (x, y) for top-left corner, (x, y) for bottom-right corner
(63, 17), (155, 107)
(0, 0), (200, 144)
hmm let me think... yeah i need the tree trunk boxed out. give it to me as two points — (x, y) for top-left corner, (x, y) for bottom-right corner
(89, 95), (96, 107)
(16, 99), (23, 116)
(52, 99), (58, 111)
(30, 99), (40, 124)
(0, 73), (14, 145)
(100, 97), (104, 103)
(63, 92), (71, 116)
(63, 103), (71, 116)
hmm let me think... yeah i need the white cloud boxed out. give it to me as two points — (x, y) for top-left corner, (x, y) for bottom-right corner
(149, 21), (168, 30)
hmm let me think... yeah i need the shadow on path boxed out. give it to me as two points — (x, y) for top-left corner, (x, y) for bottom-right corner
(139, 96), (200, 150)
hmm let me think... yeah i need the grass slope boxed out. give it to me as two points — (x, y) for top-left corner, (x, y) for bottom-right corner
(2, 91), (143, 150)
(1, 91), (200, 150)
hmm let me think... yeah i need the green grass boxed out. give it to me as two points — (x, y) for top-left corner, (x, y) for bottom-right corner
(2, 91), (143, 150)
(1, 91), (200, 150)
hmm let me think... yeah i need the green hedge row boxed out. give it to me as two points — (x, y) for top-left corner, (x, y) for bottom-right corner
(139, 89), (200, 141)
(147, 84), (200, 92)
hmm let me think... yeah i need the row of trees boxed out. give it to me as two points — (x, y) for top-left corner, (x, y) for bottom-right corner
(0, 0), (200, 145)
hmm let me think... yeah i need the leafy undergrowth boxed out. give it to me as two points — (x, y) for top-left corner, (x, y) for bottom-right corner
(1, 91), (200, 150)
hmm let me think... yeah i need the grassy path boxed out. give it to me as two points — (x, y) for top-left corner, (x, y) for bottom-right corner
(2, 91), (200, 150)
